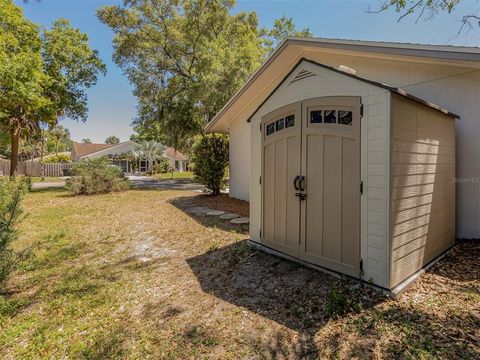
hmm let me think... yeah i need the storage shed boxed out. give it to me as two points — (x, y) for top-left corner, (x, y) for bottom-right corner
(226, 58), (457, 292)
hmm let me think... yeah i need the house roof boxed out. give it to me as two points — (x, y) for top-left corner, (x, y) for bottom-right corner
(79, 141), (139, 159)
(72, 142), (114, 158)
(165, 147), (187, 161)
(247, 58), (460, 121)
(206, 37), (477, 132)
(73, 141), (188, 161)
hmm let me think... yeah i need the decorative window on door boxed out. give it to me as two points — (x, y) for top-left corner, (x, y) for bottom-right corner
(310, 109), (353, 126)
(285, 115), (295, 128)
(324, 110), (337, 123)
(276, 118), (285, 131)
(266, 122), (275, 136)
(338, 111), (353, 125)
(310, 110), (322, 123)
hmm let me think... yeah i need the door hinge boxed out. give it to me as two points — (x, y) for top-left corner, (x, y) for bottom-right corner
(260, 229), (262, 238)
(360, 258), (364, 271)
(260, 123), (262, 132)
(360, 181), (364, 195)
(259, 176), (262, 185)
(360, 104), (364, 118)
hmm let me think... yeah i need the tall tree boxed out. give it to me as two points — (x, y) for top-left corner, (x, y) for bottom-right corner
(264, 15), (312, 53)
(98, 0), (266, 152)
(105, 136), (120, 145)
(371, 0), (479, 32)
(0, 0), (49, 176)
(49, 124), (70, 155)
(0, 1), (105, 176)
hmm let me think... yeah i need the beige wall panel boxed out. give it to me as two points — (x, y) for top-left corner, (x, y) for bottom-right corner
(390, 94), (456, 288)
(322, 136), (343, 263)
(286, 136), (301, 249)
(263, 144), (275, 241)
(305, 134), (324, 256)
(274, 139), (287, 246)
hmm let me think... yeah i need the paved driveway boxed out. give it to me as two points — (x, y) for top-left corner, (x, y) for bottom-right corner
(32, 181), (66, 190)
(31, 176), (206, 191)
(128, 176), (205, 191)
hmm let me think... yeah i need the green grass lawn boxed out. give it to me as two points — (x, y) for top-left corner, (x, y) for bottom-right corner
(30, 176), (66, 183)
(1, 189), (478, 359)
(150, 171), (194, 180)
(0, 176), (65, 183)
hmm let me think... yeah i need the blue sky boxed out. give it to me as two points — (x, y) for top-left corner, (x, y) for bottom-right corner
(16, 0), (479, 143)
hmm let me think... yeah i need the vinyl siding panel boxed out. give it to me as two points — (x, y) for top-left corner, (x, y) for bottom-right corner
(390, 94), (455, 288)
(362, 93), (390, 287)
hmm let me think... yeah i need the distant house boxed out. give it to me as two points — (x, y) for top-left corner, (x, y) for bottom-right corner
(71, 141), (188, 173)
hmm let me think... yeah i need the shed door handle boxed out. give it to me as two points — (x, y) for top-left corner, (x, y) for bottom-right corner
(294, 175), (301, 190)
(299, 176), (306, 191)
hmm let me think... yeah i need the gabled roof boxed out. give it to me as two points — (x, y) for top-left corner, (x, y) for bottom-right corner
(72, 142), (114, 158)
(79, 141), (137, 159)
(206, 37), (477, 132)
(247, 58), (460, 121)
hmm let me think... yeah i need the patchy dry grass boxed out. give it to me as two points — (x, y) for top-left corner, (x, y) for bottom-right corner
(0, 189), (478, 359)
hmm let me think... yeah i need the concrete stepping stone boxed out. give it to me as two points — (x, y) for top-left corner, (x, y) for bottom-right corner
(219, 213), (240, 220)
(230, 217), (249, 225)
(207, 210), (226, 216)
(187, 206), (211, 214)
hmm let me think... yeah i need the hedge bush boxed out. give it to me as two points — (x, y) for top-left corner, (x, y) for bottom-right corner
(66, 157), (130, 196)
(190, 134), (229, 195)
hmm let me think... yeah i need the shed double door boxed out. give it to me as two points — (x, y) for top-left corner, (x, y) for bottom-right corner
(262, 97), (361, 277)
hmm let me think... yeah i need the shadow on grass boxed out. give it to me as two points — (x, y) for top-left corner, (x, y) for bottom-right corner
(318, 302), (480, 359)
(427, 239), (480, 282)
(186, 240), (385, 358)
(29, 187), (66, 195)
(187, 240), (480, 358)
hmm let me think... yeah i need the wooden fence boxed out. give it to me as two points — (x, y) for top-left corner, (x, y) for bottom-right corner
(42, 163), (73, 177)
(0, 159), (72, 177)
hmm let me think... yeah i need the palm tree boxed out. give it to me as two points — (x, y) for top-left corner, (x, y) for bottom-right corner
(49, 125), (70, 156)
(131, 140), (166, 173)
(105, 136), (120, 145)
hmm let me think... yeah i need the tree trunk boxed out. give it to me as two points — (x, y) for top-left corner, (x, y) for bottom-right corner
(10, 127), (20, 178)
(55, 138), (59, 156)
(40, 129), (44, 162)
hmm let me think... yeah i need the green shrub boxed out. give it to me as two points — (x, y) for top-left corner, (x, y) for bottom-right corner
(43, 153), (71, 163)
(0, 179), (28, 289)
(191, 134), (229, 196)
(153, 158), (173, 174)
(22, 176), (32, 192)
(66, 158), (130, 196)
